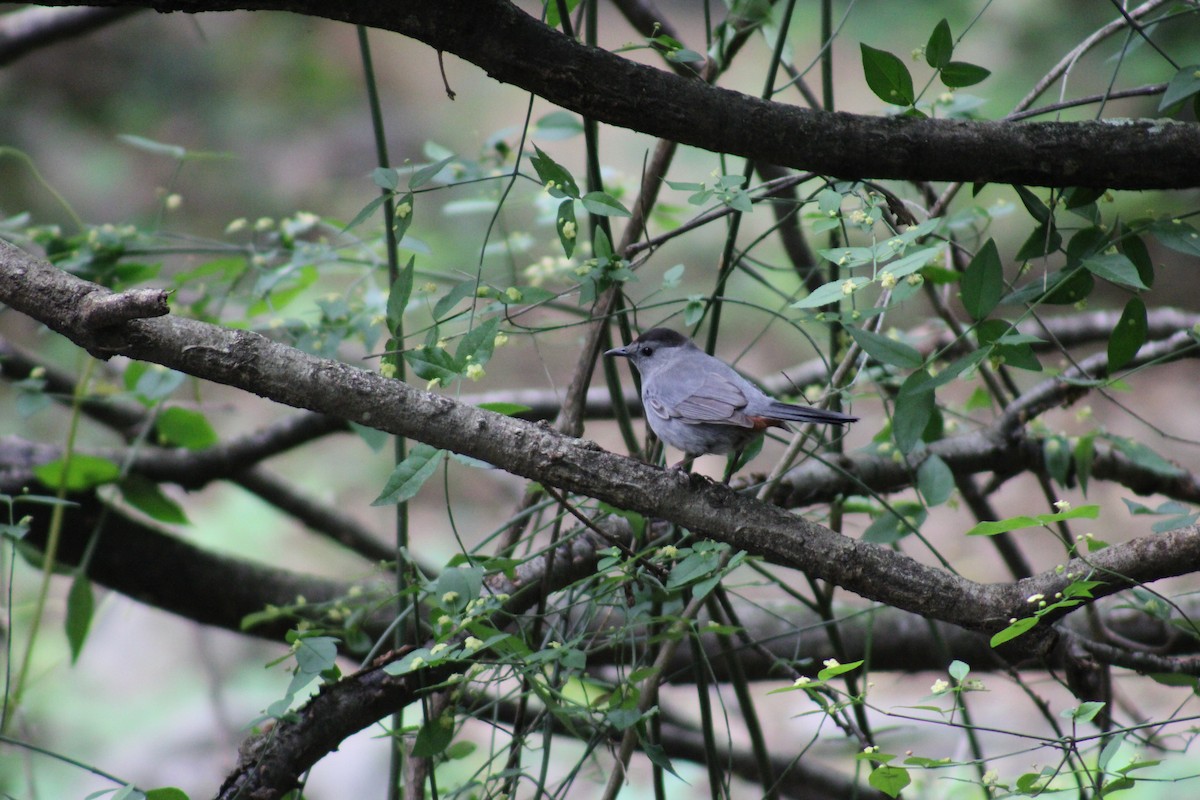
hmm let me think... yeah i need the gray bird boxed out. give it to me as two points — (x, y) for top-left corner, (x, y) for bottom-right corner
(605, 328), (856, 464)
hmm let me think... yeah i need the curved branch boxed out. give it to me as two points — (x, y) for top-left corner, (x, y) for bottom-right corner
(30, 0), (1200, 189)
(0, 5), (140, 66)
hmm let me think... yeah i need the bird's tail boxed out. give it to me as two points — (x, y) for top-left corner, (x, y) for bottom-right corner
(767, 401), (858, 426)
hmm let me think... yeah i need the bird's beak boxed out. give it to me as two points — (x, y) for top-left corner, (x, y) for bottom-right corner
(604, 343), (632, 358)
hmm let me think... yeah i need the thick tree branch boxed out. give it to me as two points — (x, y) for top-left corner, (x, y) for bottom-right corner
(5, 242), (1199, 645)
(28, 0), (1200, 189)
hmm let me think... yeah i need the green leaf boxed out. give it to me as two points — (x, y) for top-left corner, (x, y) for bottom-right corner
(868, 765), (911, 798)
(580, 191), (631, 217)
(455, 316), (501, 368)
(1062, 701), (1106, 723)
(792, 277), (868, 309)
(990, 616), (1039, 647)
(529, 144), (579, 198)
(33, 454), (121, 491)
(156, 407), (218, 450)
(1074, 433), (1095, 495)
(387, 256), (416, 334)
(1082, 253), (1147, 291)
(860, 44), (915, 106)
(434, 566), (484, 611)
(960, 239), (1003, 320)
(294, 635), (340, 674)
(1015, 222), (1062, 260)
(1159, 64), (1200, 111)
(1012, 185), (1051, 224)
(966, 505), (1099, 536)
(478, 401), (533, 416)
(893, 373), (936, 454)
(1107, 297), (1147, 371)
(412, 716), (455, 757)
(119, 476), (189, 525)
(925, 19), (953, 68)
(409, 155), (455, 190)
(556, 198), (577, 257)
(1151, 219), (1200, 257)
(371, 443), (445, 505)
(1118, 229), (1154, 288)
(404, 345), (460, 384)
(939, 61), (991, 88)
(948, 659), (970, 681)
(393, 191), (415, 244)
(342, 194), (387, 234)
(126, 364), (186, 406)
(847, 326), (923, 369)
(432, 278), (479, 320)
(1107, 436), (1183, 477)
(917, 454), (955, 506)
(66, 574), (94, 663)
(817, 659), (864, 680)
(862, 505), (925, 545)
(145, 789), (190, 800)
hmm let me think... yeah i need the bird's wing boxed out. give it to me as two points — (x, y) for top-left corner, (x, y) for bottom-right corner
(646, 369), (754, 427)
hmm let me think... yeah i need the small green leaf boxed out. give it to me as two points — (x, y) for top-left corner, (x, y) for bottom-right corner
(893, 374), (936, 454)
(792, 277), (869, 309)
(478, 401), (533, 416)
(371, 443), (444, 506)
(294, 635), (340, 675)
(1159, 64), (1200, 111)
(1082, 253), (1148, 291)
(1015, 222), (1062, 260)
(925, 19), (953, 68)
(990, 616), (1038, 647)
(1107, 297), (1147, 371)
(393, 191), (415, 245)
(529, 144), (579, 198)
(156, 407), (218, 450)
(404, 345), (460, 384)
(939, 61), (991, 88)
(580, 191), (631, 217)
(455, 316), (501, 369)
(847, 326), (923, 369)
(917, 454), (955, 506)
(1012, 186), (1051, 224)
(817, 659), (864, 680)
(66, 574), (94, 662)
(409, 156), (455, 190)
(343, 194), (387, 234)
(860, 43), (915, 106)
(1151, 219), (1200, 258)
(145, 789), (190, 800)
(119, 476), (189, 525)
(372, 167), (399, 191)
(1107, 436), (1183, 477)
(868, 765), (911, 798)
(387, 256), (416, 334)
(556, 198), (577, 257)
(432, 278), (480, 320)
(1118, 230), (1154, 288)
(434, 566), (485, 611)
(960, 239), (1003, 320)
(118, 133), (187, 159)
(1062, 701), (1106, 723)
(948, 659), (970, 681)
(33, 454), (121, 491)
(412, 716), (455, 757)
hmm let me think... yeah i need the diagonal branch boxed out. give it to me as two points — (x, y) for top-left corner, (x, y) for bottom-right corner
(5, 241), (1199, 644)
(27, 0), (1200, 189)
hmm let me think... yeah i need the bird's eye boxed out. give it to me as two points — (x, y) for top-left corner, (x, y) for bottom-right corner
(642, 347), (653, 357)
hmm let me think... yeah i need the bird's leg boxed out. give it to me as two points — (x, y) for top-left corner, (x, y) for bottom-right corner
(720, 450), (742, 484)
